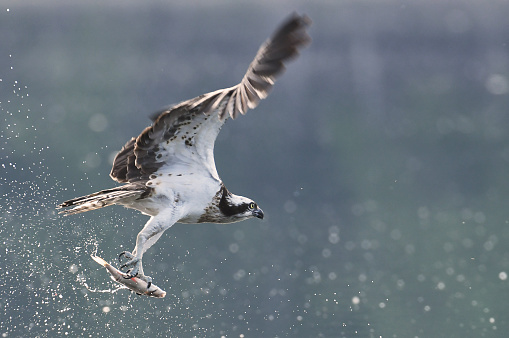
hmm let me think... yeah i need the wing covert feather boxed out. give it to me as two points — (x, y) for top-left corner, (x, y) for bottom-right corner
(110, 13), (311, 183)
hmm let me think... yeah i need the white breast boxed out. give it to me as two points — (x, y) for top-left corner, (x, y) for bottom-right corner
(140, 172), (222, 223)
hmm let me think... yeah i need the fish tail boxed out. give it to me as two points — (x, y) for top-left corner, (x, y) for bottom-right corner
(91, 255), (108, 267)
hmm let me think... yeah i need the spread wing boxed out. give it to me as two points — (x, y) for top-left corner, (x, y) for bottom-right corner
(110, 13), (312, 183)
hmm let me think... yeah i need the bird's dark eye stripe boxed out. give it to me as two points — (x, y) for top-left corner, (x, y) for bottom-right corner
(219, 187), (254, 216)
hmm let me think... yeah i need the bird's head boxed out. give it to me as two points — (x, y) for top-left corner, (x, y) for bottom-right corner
(219, 188), (264, 223)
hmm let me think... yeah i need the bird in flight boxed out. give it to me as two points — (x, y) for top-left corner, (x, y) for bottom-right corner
(58, 13), (311, 284)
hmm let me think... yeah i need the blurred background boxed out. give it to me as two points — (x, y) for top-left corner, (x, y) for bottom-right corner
(1, 0), (509, 337)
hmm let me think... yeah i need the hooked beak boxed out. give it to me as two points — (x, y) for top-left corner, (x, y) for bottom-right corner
(253, 207), (264, 219)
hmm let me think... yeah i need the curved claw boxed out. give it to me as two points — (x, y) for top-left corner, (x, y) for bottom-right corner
(119, 256), (140, 279)
(120, 258), (139, 271)
(124, 269), (139, 279)
(126, 269), (152, 285)
(118, 251), (134, 263)
(117, 251), (151, 283)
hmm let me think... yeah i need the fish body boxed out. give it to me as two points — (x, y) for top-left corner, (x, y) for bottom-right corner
(91, 255), (166, 298)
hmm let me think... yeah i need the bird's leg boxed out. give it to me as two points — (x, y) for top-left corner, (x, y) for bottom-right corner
(119, 213), (176, 284)
(118, 228), (156, 283)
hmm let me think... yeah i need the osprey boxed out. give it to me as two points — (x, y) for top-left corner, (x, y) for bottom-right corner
(58, 13), (311, 283)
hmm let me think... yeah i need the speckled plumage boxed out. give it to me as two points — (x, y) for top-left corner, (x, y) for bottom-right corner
(57, 13), (311, 282)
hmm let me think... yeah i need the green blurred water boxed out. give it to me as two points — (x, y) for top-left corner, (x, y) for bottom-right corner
(1, 1), (509, 337)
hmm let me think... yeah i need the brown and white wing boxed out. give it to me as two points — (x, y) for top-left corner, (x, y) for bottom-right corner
(110, 13), (312, 183)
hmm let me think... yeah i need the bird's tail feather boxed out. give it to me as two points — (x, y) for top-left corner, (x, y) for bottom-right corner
(57, 185), (145, 216)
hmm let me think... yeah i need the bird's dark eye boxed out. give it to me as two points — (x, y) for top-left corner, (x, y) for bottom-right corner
(248, 202), (256, 210)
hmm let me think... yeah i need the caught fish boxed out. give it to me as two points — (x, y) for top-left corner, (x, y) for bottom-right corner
(91, 255), (166, 298)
